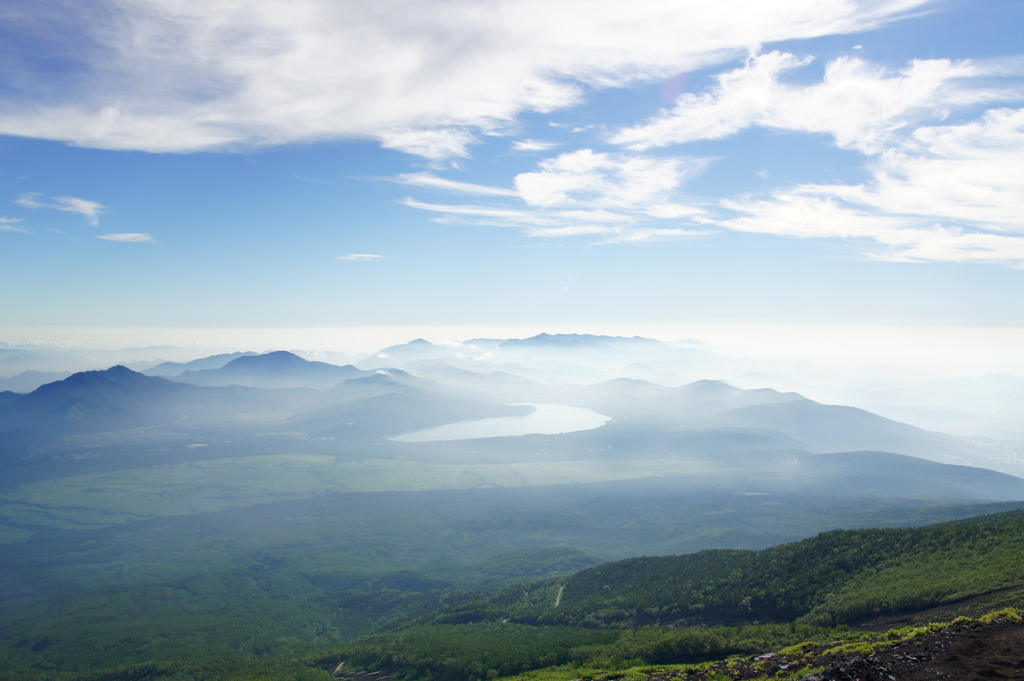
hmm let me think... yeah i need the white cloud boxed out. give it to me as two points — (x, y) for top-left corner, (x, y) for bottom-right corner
(403, 198), (630, 228)
(816, 108), (1024, 231)
(717, 107), (1024, 267)
(721, 193), (915, 242)
(97, 232), (154, 243)
(720, 193), (1024, 266)
(15, 193), (105, 226)
(522, 225), (618, 238)
(0, 0), (934, 157)
(521, 225), (708, 243)
(613, 52), (1019, 153)
(603, 42), (1024, 267)
(601, 227), (712, 244)
(513, 149), (707, 216)
(512, 139), (559, 152)
(402, 97), (1024, 261)
(0, 217), (29, 233)
(378, 129), (478, 161)
(886, 228), (1024, 265)
(337, 253), (383, 261)
(401, 148), (708, 240)
(395, 173), (517, 196)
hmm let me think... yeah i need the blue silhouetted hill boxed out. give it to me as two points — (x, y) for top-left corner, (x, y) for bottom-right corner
(0, 365), (308, 439)
(143, 351), (256, 376)
(289, 369), (532, 440)
(571, 377), (974, 461)
(172, 350), (370, 388)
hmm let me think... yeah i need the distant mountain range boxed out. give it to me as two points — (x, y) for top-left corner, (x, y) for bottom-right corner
(550, 376), (985, 466)
(2, 339), (1023, 506)
(0, 365), (298, 442)
(143, 351), (257, 376)
(167, 350), (371, 389)
(359, 333), (726, 384)
(0, 370), (73, 393)
(2, 335), (1023, 681)
(3, 333), (1022, 442)
(0, 358), (526, 448)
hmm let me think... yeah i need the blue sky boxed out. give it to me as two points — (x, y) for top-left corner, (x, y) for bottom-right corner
(1, 0), (1022, 362)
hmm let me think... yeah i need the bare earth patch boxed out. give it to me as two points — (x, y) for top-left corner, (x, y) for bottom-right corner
(640, 614), (1024, 681)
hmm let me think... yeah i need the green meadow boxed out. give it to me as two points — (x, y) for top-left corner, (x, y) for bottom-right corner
(0, 453), (719, 539)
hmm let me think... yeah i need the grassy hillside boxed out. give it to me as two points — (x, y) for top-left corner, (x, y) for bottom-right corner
(269, 509), (1024, 681)
(428, 509), (1024, 631)
(2, 510), (1023, 681)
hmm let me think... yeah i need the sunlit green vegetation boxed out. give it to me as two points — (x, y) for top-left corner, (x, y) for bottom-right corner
(0, 453), (722, 535)
(430, 510), (1024, 630)
(3, 509), (1021, 681)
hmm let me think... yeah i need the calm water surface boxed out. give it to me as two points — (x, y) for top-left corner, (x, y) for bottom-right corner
(389, 403), (611, 443)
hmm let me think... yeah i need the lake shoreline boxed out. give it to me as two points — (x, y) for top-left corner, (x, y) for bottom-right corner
(388, 403), (612, 443)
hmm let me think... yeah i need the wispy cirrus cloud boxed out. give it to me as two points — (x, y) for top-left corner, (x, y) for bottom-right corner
(0, 0), (934, 157)
(723, 191), (1024, 265)
(613, 52), (1020, 153)
(513, 149), (707, 216)
(395, 173), (517, 197)
(403, 198), (630, 228)
(15, 193), (105, 226)
(401, 148), (710, 242)
(337, 253), (383, 261)
(882, 229), (1024, 265)
(1, 217), (29, 233)
(97, 232), (154, 243)
(512, 139), (559, 152)
(599, 44), (1024, 266)
(407, 197), (706, 244)
(399, 46), (1024, 263)
(718, 108), (1024, 265)
(818, 108), (1024, 232)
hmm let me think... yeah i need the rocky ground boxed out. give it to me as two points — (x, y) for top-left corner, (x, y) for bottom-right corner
(642, 614), (1024, 681)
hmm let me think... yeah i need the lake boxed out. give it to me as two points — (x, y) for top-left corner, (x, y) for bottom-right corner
(389, 403), (611, 443)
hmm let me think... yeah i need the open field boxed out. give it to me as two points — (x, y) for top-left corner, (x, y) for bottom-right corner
(0, 454), (721, 539)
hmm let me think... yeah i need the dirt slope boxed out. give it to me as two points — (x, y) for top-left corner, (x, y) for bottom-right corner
(643, 614), (1024, 681)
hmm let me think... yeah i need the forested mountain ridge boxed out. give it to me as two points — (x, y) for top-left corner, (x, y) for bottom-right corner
(425, 509), (1024, 630)
(310, 510), (1024, 681)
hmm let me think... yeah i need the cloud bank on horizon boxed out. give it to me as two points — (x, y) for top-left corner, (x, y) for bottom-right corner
(0, 0), (1022, 335)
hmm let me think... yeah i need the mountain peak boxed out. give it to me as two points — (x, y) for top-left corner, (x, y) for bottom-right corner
(502, 333), (657, 348)
(143, 351), (256, 377)
(224, 351), (307, 370)
(170, 350), (366, 389)
(680, 378), (737, 393)
(54, 364), (148, 388)
(255, 350), (304, 362)
(17, 364), (180, 408)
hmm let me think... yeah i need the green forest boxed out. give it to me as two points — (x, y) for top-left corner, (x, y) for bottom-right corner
(2, 509), (1023, 681)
